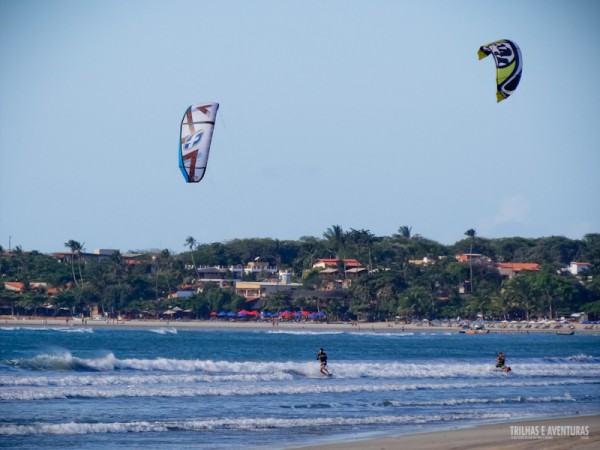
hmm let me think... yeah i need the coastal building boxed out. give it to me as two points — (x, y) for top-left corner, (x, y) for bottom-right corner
(494, 262), (540, 279)
(312, 258), (362, 270)
(50, 250), (144, 265)
(569, 262), (592, 276)
(309, 258), (367, 289)
(456, 253), (491, 263)
(3, 281), (51, 293)
(192, 260), (278, 281)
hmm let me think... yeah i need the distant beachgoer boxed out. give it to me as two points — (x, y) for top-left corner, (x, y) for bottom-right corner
(316, 348), (331, 376)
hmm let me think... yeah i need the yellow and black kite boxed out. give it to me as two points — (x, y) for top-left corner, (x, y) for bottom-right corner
(478, 39), (522, 102)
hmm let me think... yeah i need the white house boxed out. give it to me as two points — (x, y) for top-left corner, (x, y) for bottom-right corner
(569, 262), (592, 276)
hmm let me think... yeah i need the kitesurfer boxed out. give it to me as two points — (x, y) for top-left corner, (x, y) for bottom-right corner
(316, 348), (331, 377)
(496, 352), (511, 372)
(496, 352), (506, 368)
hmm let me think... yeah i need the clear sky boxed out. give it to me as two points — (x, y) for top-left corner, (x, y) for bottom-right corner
(1, 0), (599, 254)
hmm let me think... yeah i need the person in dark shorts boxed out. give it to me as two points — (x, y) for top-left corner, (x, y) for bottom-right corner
(316, 348), (331, 376)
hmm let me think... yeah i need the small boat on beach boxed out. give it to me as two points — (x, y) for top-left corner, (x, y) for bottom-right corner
(458, 322), (489, 334)
(459, 329), (489, 334)
(557, 328), (575, 335)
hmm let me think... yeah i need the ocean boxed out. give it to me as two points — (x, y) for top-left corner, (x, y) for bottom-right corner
(1, 325), (599, 449)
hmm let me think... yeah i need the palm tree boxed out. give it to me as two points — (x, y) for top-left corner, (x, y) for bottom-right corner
(323, 225), (346, 277)
(159, 249), (173, 295)
(397, 225), (412, 239)
(323, 225), (345, 255)
(502, 274), (540, 321)
(64, 240), (84, 288)
(348, 228), (375, 271)
(13, 245), (24, 275)
(184, 236), (198, 279)
(464, 229), (477, 293)
(109, 251), (125, 308)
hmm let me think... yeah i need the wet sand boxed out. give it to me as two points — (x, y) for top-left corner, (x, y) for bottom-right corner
(292, 416), (600, 450)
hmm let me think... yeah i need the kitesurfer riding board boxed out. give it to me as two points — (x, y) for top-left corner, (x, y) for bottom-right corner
(316, 348), (332, 377)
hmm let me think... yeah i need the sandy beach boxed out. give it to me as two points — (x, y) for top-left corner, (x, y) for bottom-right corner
(2, 316), (599, 335)
(292, 416), (600, 450)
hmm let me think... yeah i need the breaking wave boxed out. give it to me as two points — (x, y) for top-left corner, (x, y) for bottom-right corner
(0, 412), (512, 436)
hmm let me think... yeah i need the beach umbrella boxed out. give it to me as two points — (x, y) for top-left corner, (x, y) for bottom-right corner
(227, 312), (236, 317)
(210, 312), (218, 316)
(261, 311), (271, 317)
(162, 310), (176, 315)
(217, 311), (227, 317)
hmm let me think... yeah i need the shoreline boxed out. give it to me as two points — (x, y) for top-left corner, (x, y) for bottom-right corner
(2, 316), (599, 335)
(291, 415), (600, 450)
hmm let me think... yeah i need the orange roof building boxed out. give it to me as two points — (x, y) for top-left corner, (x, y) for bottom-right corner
(494, 262), (540, 278)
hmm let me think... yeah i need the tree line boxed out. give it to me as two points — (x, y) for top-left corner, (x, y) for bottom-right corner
(1, 228), (599, 322)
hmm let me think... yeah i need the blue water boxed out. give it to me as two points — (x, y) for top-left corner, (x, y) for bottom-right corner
(1, 326), (599, 449)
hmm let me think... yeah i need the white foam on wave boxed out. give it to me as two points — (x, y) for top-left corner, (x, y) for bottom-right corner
(381, 393), (575, 407)
(504, 362), (600, 377)
(9, 350), (117, 372)
(0, 371), (292, 387)
(267, 330), (344, 336)
(148, 327), (178, 335)
(56, 327), (93, 333)
(0, 327), (51, 331)
(7, 350), (600, 381)
(0, 411), (511, 436)
(1, 378), (596, 401)
(0, 326), (93, 333)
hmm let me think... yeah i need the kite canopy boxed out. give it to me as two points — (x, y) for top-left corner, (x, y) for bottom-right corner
(478, 39), (522, 102)
(179, 102), (219, 182)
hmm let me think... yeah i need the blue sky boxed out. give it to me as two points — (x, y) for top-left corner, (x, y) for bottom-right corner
(1, 0), (599, 254)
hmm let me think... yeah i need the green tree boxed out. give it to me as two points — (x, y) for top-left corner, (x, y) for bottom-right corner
(184, 236), (198, 279)
(323, 225), (346, 258)
(348, 228), (376, 271)
(398, 286), (435, 320)
(464, 229), (477, 293)
(264, 291), (294, 313)
(64, 240), (84, 288)
(396, 225), (413, 239)
(502, 273), (540, 321)
(18, 292), (46, 317)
